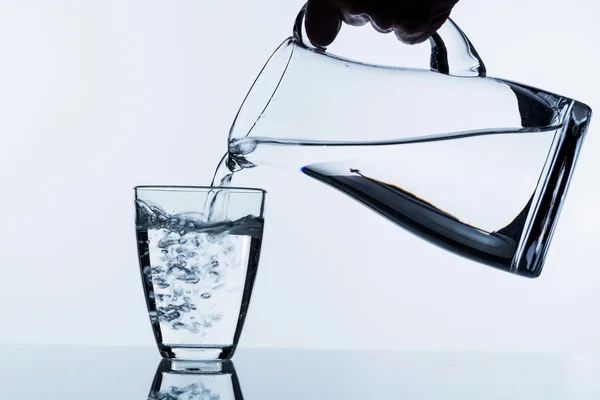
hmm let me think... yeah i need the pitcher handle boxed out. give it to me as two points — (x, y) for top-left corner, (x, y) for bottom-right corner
(293, 5), (486, 77)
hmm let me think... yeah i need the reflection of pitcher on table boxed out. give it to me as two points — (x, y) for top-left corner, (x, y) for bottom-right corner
(213, 2), (592, 278)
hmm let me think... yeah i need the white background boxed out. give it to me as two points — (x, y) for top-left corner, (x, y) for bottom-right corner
(0, 0), (598, 351)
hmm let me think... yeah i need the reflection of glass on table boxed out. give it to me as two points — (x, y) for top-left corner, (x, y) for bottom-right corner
(148, 359), (243, 400)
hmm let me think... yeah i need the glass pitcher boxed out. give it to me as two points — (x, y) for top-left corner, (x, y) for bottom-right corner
(217, 5), (592, 279)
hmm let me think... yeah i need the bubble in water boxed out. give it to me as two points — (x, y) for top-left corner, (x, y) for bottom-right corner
(179, 273), (200, 284)
(205, 259), (219, 271)
(158, 237), (178, 249)
(151, 266), (164, 275)
(206, 234), (218, 244)
(172, 321), (185, 331)
(180, 303), (193, 313)
(135, 200), (163, 229)
(143, 266), (152, 284)
(175, 384), (199, 396)
(135, 198), (264, 348)
(173, 285), (183, 297)
(149, 382), (219, 400)
(159, 306), (181, 322)
(148, 311), (158, 322)
(154, 277), (169, 289)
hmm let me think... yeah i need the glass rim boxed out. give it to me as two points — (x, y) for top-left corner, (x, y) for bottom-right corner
(134, 185), (267, 194)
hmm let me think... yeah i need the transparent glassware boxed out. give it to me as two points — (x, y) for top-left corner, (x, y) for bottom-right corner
(134, 186), (266, 360)
(147, 359), (243, 400)
(218, 6), (592, 278)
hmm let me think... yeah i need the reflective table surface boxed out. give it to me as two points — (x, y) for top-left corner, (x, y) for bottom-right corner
(1, 345), (599, 399)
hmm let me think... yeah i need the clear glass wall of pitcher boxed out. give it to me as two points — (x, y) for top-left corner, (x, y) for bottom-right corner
(215, 6), (592, 278)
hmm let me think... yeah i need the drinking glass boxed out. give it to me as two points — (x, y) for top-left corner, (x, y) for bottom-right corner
(134, 186), (266, 360)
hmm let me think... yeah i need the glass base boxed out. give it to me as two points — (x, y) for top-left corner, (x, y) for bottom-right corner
(158, 345), (236, 360)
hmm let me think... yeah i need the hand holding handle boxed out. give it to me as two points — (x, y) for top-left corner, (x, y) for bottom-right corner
(293, 5), (486, 77)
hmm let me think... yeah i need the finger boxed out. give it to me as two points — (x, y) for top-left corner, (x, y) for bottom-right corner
(335, 0), (369, 26)
(400, 0), (456, 34)
(393, 1), (456, 44)
(371, 21), (395, 34)
(394, 8), (452, 44)
(305, 0), (343, 47)
(334, 0), (371, 16)
(341, 10), (369, 27)
(354, 0), (404, 33)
